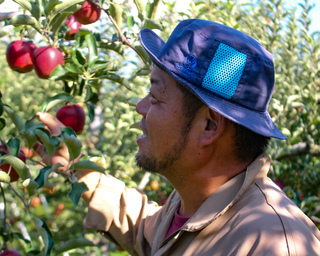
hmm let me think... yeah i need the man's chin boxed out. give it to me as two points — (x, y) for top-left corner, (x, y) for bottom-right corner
(135, 153), (158, 173)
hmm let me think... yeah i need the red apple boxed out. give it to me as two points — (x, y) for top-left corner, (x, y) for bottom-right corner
(0, 145), (26, 182)
(32, 46), (64, 79)
(21, 147), (35, 158)
(73, 1), (101, 25)
(0, 250), (23, 256)
(31, 196), (41, 207)
(6, 40), (36, 73)
(56, 104), (85, 133)
(65, 15), (82, 40)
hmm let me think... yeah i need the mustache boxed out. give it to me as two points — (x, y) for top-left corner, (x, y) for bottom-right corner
(139, 118), (148, 135)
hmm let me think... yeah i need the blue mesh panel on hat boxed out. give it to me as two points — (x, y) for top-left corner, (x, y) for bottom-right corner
(202, 43), (247, 99)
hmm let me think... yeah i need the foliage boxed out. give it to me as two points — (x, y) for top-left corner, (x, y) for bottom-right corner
(0, 0), (319, 254)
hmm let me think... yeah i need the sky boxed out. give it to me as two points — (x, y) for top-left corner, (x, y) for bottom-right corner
(1, 0), (319, 33)
(174, 0), (319, 33)
(284, 0), (319, 33)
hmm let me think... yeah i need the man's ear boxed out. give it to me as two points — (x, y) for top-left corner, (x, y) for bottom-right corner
(199, 108), (226, 148)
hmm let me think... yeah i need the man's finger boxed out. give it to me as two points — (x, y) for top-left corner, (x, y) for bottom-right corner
(37, 112), (65, 136)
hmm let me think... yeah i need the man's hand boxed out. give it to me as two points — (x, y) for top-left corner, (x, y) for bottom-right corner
(35, 112), (103, 203)
(34, 112), (70, 172)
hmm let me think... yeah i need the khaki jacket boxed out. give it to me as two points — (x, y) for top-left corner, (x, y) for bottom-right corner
(85, 153), (320, 255)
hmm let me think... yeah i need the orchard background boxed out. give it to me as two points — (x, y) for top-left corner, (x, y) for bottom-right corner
(0, 0), (319, 255)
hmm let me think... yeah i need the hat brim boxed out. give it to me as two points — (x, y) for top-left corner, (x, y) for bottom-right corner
(139, 29), (287, 140)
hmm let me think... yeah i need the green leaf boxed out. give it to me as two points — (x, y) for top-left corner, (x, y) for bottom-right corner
(85, 33), (98, 67)
(47, 0), (84, 26)
(41, 93), (74, 112)
(134, 45), (150, 64)
(133, 0), (145, 20)
(22, 178), (39, 196)
(61, 127), (77, 138)
(286, 95), (301, 105)
(109, 2), (123, 29)
(99, 41), (124, 55)
(34, 166), (52, 189)
(64, 62), (83, 74)
(44, 0), (62, 16)
(13, 0), (41, 20)
(8, 14), (42, 33)
(51, 4), (83, 35)
(63, 135), (82, 161)
(32, 217), (54, 256)
(50, 12), (71, 35)
(68, 181), (88, 207)
(77, 27), (92, 39)
(13, 232), (31, 244)
(288, 102), (305, 109)
(70, 160), (105, 173)
(72, 49), (87, 66)
(281, 127), (291, 137)
(147, 0), (160, 19)
(20, 131), (38, 150)
(35, 128), (55, 156)
(90, 60), (111, 70)
(128, 97), (141, 107)
(130, 122), (141, 130)
(26, 250), (42, 256)
(87, 103), (95, 122)
(7, 137), (20, 156)
(24, 115), (44, 131)
(0, 97), (3, 116)
(126, 15), (134, 29)
(143, 18), (163, 30)
(0, 170), (11, 183)
(56, 237), (95, 254)
(97, 71), (132, 90)
(90, 156), (107, 169)
(3, 104), (25, 132)
(134, 68), (150, 76)
(48, 64), (69, 80)
(0, 118), (5, 131)
(0, 155), (30, 180)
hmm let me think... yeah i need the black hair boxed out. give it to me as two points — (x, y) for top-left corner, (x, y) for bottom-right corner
(231, 122), (270, 162)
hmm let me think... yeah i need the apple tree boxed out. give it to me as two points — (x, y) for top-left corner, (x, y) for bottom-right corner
(0, 0), (168, 253)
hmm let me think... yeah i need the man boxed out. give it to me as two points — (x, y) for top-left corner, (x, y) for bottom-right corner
(37, 19), (320, 255)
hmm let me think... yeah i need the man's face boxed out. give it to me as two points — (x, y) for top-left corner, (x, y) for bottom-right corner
(135, 66), (191, 174)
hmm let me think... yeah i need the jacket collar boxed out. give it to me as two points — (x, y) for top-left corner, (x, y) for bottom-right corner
(183, 152), (271, 231)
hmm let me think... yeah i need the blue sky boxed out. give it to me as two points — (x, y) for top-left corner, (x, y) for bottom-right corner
(2, 0), (319, 33)
(285, 0), (319, 33)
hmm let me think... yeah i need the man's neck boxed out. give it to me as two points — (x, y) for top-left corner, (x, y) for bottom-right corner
(171, 161), (250, 218)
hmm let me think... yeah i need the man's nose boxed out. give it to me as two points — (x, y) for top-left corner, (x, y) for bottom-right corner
(136, 95), (149, 117)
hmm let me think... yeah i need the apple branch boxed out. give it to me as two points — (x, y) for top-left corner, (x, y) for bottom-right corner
(8, 183), (29, 209)
(276, 142), (320, 161)
(0, 183), (8, 251)
(103, 8), (151, 72)
(0, 11), (23, 22)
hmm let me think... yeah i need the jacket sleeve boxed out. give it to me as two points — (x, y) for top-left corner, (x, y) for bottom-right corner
(84, 173), (164, 255)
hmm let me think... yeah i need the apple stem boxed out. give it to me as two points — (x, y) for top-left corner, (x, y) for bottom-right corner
(8, 183), (29, 209)
(42, 29), (53, 46)
(0, 183), (8, 251)
(103, 8), (151, 73)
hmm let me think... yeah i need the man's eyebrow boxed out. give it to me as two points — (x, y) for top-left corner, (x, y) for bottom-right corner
(150, 75), (166, 92)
